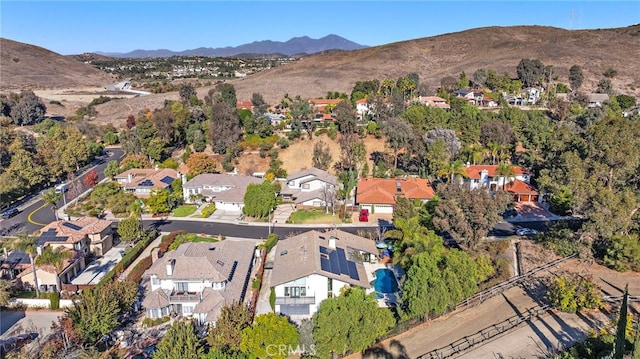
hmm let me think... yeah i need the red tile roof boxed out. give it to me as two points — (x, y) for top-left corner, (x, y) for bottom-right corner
(236, 101), (253, 110)
(356, 177), (435, 205)
(506, 179), (539, 195)
(462, 165), (525, 179)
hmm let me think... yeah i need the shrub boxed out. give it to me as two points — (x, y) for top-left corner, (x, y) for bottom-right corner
(48, 292), (60, 310)
(221, 161), (234, 172)
(263, 234), (278, 254)
(49, 100), (63, 106)
(269, 287), (276, 311)
(252, 275), (262, 290)
(200, 204), (216, 218)
(277, 137), (290, 149)
(97, 229), (158, 287)
(547, 274), (602, 314)
(158, 231), (188, 255)
(142, 316), (170, 328)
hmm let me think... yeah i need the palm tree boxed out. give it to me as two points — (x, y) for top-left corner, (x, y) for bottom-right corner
(12, 233), (40, 298)
(36, 246), (72, 293)
(42, 189), (62, 221)
(437, 160), (469, 183)
(495, 162), (516, 191)
(466, 144), (485, 165)
(487, 142), (501, 165)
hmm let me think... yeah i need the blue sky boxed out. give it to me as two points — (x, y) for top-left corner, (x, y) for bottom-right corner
(1, 1), (638, 55)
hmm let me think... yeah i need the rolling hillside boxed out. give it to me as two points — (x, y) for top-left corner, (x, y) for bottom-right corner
(0, 38), (116, 90)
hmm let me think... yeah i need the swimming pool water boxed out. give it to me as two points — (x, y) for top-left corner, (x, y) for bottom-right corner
(373, 269), (399, 293)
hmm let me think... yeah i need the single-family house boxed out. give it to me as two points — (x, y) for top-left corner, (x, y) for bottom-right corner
(356, 177), (435, 214)
(523, 87), (544, 104)
(182, 173), (263, 211)
(355, 98), (370, 119)
(17, 249), (85, 293)
(114, 168), (180, 198)
(271, 230), (379, 318)
(1, 250), (31, 280)
(418, 96), (451, 110)
(236, 101), (253, 111)
(142, 240), (255, 325)
(37, 217), (114, 257)
(587, 93), (609, 108)
(280, 168), (339, 208)
(505, 179), (540, 203)
(461, 164), (529, 191)
(481, 98), (499, 108)
(455, 89), (483, 105)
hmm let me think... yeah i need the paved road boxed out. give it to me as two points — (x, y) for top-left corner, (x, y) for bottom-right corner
(0, 147), (124, 236)
(0, 310), (62, 339)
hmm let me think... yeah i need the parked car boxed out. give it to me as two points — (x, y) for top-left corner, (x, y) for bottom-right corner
(516, 228), (538, 236)
(1, 207), (19, 219)
(54, 183), (69, 194)
(359, 209), (369, 222)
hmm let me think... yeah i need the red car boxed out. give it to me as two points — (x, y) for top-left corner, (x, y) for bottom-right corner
(359, 209), (369, 222)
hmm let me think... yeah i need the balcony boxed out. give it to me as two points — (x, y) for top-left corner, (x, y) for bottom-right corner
(169, 292), (201, 303)
(275, 296), (315, 305)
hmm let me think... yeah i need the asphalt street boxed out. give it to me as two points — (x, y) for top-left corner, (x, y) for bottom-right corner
(0, 147), (124, 236)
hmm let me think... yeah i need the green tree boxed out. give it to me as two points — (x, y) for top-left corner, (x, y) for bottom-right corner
(207, 303), (251, 352)
(0, 279), (16, 306)
(10, 90), (46, 126)
(547, 274), (602, 314)
(42, 189), (62, 221)
(516, 58), (545, 87)
(384, 117), (414, 171)
(11, 233), (40, 297)
(613, 285), (629, 359)
(312, 140), (332, 171)
(117, 214), (142, 243)
(604, 234), (640, 272)
(569, 65), (584, 91)
(104, 160), (120, 179)
(495, 162), (516, 191)
(393, 196), (416, 222)
(36, 246), (72, 292)
(240, 313), (299, 359)
(147, 189), (171, 214)
(436, 160), (468, 183)
(243, 182), (277, 218)
(432, 183), (511, 249)
(313, 287), (395, 358)
(334, 100), (357, 134)
(154, 320), (203, 359)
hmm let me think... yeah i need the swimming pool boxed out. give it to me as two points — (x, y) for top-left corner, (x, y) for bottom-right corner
(373, 269), (399, 294)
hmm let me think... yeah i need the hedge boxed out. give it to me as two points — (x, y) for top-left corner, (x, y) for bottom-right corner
(97, 229), (158, 288)
(158, 230), (187, 256)
(127, 255), (153, 283)
(49, 292), (60, 310)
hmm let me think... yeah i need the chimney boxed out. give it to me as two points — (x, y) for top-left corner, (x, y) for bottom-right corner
(466, 162), (470, 168)
(166, 259), (175, 276)
(329, 236), (337, 249)
(155, 164), (160, 171)
(127, 172), (134, 183)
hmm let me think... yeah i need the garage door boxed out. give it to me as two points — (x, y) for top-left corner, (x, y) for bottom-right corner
(280, 304), (310, 316)
(374, 204), (393, 214)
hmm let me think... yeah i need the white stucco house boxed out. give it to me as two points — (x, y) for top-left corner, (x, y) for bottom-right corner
(142, 240), (255, 325)
(279, 168), (339, 208)
(270, 230), (378, 319)
(182, 173), (263, 211)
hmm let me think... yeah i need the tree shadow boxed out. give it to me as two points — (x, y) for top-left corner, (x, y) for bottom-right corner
(362, 340), (409, 359)
(0, 309), (26, 336)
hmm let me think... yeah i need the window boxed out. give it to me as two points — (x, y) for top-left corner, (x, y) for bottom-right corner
(285, 286), (306, 297)
(176, 282), (188, 292)
(302, 184), (310, 189)
(327, 278), (333, 292)
(183, 306), (193, 315)
(151, 277), (159, 286)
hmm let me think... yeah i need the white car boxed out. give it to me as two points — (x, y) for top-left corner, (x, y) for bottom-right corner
(516, 228), (538, 236)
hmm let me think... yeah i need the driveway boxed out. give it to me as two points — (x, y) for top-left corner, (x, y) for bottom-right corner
(72, 241), (128, 285)
(272, 204), (294, 224)
(208, 209), (243, 222)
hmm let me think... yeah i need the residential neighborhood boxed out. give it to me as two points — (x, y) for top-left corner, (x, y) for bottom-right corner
(1, 9), (640, 359)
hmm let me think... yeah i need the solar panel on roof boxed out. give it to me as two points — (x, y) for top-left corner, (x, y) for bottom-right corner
(329, 250), (340, 274)
(337, 248), (349, 275)
(62, 222), (83, 231)
(347, 261), (359, 280)
(139, 179), (154, 187)
(320, 257), (331, 272)
(160, 176), (174, 185)
(319, 246), (328, 254)
(228, 261), (238, 281)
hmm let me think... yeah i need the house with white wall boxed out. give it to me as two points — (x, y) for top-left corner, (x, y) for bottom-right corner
(280, 168), (338, 208)
(182, 173), (262, 211)
(142, 240), (255, 325)
(114, 168), (180, 198)
(461, 164), (527, 190)
(270, 230), (378, 319)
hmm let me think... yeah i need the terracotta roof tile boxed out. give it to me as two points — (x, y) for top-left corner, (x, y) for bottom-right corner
(356, 177), (434, 205)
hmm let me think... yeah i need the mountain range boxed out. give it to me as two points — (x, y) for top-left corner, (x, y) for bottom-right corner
(97, 34), (367, 58)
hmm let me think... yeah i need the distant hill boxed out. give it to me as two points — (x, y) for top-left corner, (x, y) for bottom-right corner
(227, 25), (640, 104)
(98, 34), (368, 58)
(0, 38), (116, 90)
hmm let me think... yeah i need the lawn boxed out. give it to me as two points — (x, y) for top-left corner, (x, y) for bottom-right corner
(168, 233), (220, 251)
(172, 205), (197, 217)
(288, 209), (341, 224)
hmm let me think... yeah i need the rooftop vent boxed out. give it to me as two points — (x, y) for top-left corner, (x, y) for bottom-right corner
(280, 250), (288, 256)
